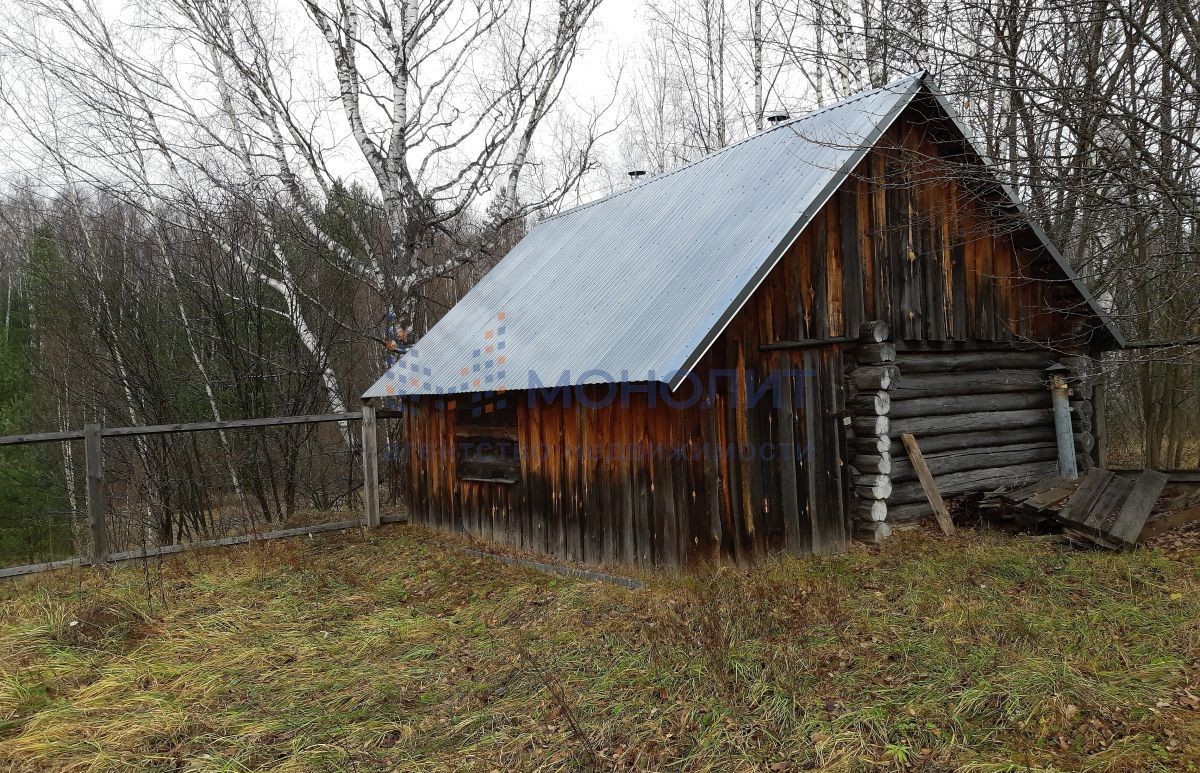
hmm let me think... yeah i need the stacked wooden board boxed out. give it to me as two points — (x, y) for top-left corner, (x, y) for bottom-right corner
(982, 469), (1170, 547)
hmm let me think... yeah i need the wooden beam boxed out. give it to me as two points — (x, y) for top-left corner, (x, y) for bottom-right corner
(759, 337), (853, 352)
(892, 350), (1055, 372)
(889, 443), (1058, 484)
(101, 412), (362, 438)
(0, 429), (85, 447)
(1093, 380), (1107, 468)
(856, 342), (897, 362)
(889, 369), (1046, 399)
(888, 461), (1059, 505)
(361, 403), (381, 528)
(0, 412), (367, 447)
(888, 391), (1050, 419)
(900, 433), (955, 535)
(889, 408), (1050, 436)
(84, 423), (107, 566)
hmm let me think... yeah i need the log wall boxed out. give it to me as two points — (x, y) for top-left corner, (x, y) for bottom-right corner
(846, 340), (1099, 526)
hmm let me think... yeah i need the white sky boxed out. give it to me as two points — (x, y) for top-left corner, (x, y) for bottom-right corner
(0, 0), (658, 202)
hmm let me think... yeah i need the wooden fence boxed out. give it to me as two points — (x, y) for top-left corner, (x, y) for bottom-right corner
(0, 406), (385, 579)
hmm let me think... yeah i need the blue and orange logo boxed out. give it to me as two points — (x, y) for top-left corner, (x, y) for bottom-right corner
(382, 311), (507, 397)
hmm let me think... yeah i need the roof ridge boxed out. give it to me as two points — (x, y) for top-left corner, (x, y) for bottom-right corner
(540, 70), (927, 225)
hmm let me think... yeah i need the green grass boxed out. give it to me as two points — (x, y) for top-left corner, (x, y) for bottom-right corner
(1, 525), (1199, 772)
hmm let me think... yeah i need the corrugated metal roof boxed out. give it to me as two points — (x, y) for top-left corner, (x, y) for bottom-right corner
(364, 70), (1121, 400)
(365, 72), (925, 399)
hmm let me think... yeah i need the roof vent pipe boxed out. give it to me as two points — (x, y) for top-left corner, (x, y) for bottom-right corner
(766, 112), (790, 125)
(627, 170), (647, 182)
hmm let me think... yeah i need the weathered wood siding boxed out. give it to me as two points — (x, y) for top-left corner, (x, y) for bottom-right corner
(401, 106), (1096, 566)
(404, 347), (847, 568)
(770, 116), (1077, 345)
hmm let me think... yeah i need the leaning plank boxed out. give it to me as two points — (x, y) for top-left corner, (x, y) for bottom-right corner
(1106, 470), (1169, 544)
(1139, 505), (1200, 542)
(900, 433), (954, 535)
(1080, 476), (1135, 532)
(1055, 469), (1113, 526)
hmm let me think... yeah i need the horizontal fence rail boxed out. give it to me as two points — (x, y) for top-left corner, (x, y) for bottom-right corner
(0, 412), (364, 446)
(0, 514), (408, 580)
(0, 408), (388, 579)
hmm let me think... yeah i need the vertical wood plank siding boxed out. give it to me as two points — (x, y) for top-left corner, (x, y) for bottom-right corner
(402, 112), (1085, 566)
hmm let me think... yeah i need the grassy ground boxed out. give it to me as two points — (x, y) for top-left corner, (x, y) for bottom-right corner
(1, 524), (1199, 772)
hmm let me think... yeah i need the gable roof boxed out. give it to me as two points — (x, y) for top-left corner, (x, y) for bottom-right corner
(365, 72), (1121, 400)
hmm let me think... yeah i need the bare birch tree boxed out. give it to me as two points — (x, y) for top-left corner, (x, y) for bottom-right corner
(1, 0), (606, 413)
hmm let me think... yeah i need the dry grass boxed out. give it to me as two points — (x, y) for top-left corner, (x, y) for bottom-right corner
(1, 523), (1199, 772)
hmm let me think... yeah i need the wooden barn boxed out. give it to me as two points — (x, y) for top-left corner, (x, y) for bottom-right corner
(364, 71), (1124, 567)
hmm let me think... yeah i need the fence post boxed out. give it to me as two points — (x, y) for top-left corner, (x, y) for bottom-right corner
(84, 423), (108, 566)
(360, 403), (380, 528)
